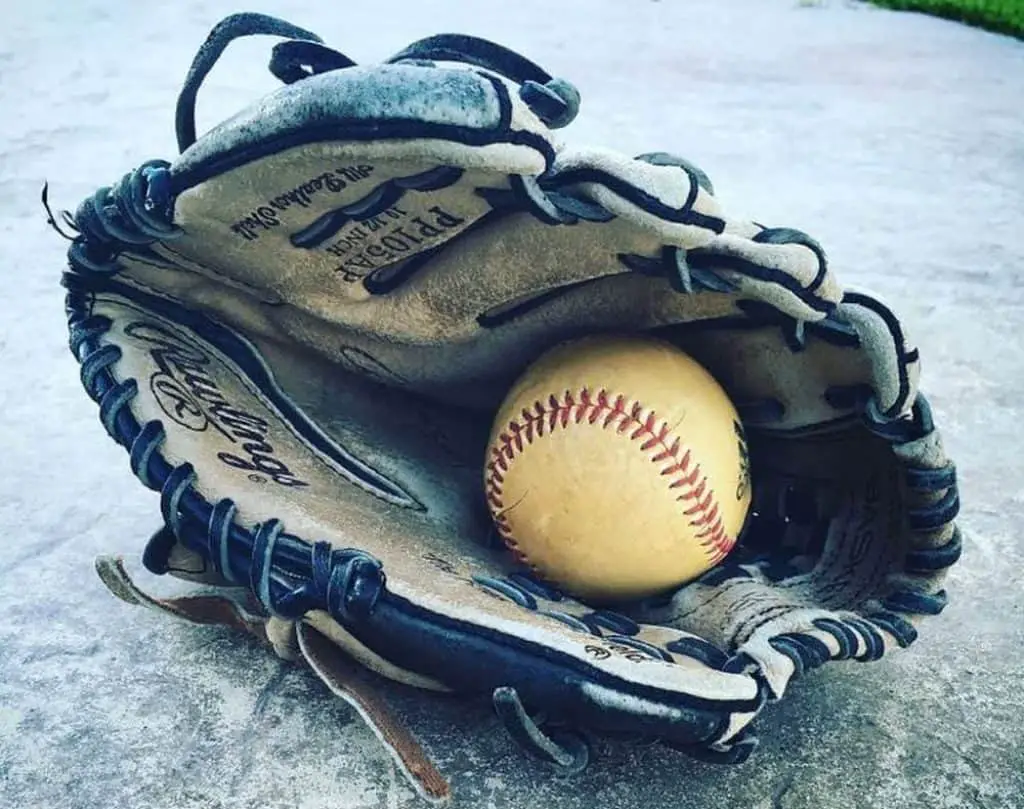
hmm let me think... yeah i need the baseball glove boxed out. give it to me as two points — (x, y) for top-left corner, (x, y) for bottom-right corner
(51, 12), (962, 803)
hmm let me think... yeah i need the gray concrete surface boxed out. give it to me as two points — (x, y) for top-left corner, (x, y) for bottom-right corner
(1, 1), (1022, 807)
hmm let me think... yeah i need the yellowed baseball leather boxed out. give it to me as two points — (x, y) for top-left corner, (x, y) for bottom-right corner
(484, 334), (752, 602)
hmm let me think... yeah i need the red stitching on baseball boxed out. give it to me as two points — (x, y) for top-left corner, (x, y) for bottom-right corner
(485, 387), (736, 567)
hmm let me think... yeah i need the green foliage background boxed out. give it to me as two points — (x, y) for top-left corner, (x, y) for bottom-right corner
(870, 0), (1024, 39)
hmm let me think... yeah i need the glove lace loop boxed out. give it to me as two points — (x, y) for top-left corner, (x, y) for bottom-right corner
(174, 13), (581, 158)
(51, 160), (180, 279)
(491, 687), (590, 773)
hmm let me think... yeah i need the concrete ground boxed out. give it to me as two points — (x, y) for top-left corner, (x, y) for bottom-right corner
(1, 1), (1021, 807)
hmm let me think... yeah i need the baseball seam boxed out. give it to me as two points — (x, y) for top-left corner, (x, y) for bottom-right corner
(485, 387), (734, 568)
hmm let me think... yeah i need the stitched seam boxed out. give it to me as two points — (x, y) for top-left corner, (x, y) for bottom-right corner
(485, 388), (734, 566)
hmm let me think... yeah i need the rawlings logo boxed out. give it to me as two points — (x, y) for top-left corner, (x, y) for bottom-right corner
(125, 322), (308, 488)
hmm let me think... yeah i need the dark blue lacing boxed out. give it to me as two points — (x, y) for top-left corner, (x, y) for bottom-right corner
(882, 589), (948, 614)
(474, 573), (759, 676)
(49, 160), (180, 278)
(269, 41), (357, 85)
(619, 249), (738, 295)
(811, 618), (859, 659)
(290, 167), (466, 249)
(476, 175), (617, 226)
(664, 636), (730, 668)
(606, 635), (674, 662)
(864, 612), (918, 649)
(491, 687), (591, 773)
(854, 392), (962, 584)
(768, 634), (832, 677)
(756, 388), (957, 677)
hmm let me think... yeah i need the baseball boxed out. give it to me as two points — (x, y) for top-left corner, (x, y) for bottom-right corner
(484, 334), (752, 602)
